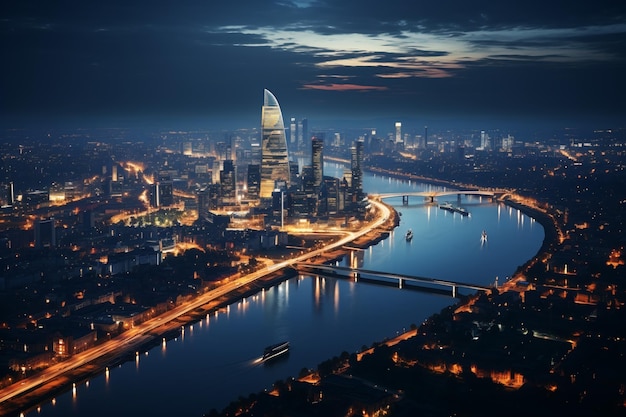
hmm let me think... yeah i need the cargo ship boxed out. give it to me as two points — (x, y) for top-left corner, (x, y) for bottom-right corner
(262, 341), (289, 361)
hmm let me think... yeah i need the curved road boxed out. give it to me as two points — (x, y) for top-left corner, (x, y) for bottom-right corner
(0, 200), (391, 408)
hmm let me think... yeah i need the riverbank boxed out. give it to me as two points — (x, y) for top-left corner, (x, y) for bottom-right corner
(4, 202), (399, 417)
(5, 268), (304, 416)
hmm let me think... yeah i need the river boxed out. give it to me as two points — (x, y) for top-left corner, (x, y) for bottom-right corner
(23, 164), (544, 417)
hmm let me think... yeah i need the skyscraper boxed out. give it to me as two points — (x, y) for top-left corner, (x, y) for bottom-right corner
(9, 181), (14, 205)
(290, 117), (297, 147)
(297, 118), (308, 154)
(311, 135), (324, 191)
(395, 122), (402, 144)
(220, 159), (236, 204)
(247, 164), (260, 200)
(150, 181), (173, 208)
(350, 139), (364, 203)
(260, 89), (290, 199)
(480, 130), (490, 150)
(34, 217), (56, 248)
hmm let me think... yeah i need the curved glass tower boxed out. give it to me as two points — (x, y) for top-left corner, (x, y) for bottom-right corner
(260, 89), (290, 199)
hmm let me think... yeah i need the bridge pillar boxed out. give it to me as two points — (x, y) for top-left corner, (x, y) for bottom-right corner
(452, 285), (457, 298)
(399, 278), (403, 289)
(428, 196), (434, 203)
(402, 195), (409, 205)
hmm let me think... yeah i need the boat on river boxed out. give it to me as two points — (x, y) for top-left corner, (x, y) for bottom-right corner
(262, 341), (289, 361)
(439, 202), (469, 216)
(405, 229), (413, 241)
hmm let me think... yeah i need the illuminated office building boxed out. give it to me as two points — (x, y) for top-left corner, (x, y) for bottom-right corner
(260, 89), (290, 199)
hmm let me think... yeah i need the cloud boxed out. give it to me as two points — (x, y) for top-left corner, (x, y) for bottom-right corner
(301, 83), (388, 91)
(376, 69), (455, 79)
(1, 0), (625, 124)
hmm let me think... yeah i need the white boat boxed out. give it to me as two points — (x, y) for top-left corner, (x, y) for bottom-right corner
(405, 229), (413, 241)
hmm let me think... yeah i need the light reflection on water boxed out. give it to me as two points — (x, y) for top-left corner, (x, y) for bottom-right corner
(26, 168), (544, 417)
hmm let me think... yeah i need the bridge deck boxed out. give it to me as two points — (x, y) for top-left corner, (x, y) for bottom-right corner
(371, 189), (499, 200)
(296, 263), (491, 292)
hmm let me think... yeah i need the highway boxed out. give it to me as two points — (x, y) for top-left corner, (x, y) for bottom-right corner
(0, 199), (391, 408)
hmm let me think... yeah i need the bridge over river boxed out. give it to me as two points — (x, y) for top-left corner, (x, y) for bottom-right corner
(295, 263), (493, 298)
(370, 189), (507, 204)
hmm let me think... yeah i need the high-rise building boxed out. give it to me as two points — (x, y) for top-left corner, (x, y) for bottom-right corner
(290, 118), (297, 147)
(289, 161), (300, 188)
(220, 160), (236, 204)
(197, 185), (220, 220)
(250, 142), (261, 164)
(301, 165), (315, 195)
(150, 183), (160, 207)
(502, 134), (514, 152)
(34, 217), (56, 248)
(480, 130), (490, 150)
(4, 181), (15, 206)
(212, 160), (222, 184)
(311, 135), (324, 190)
(160, 181), (174, 206)
(150, 181), (173, 208)
(9, 181), (15, 206)
(395, 122), (402, 144)
(297, 118), (308, 153)
(350, 139), (364, 203)
(247, 164), (261, 200)
(322, 176), (341, 215)
(260, 89), (290, 199)
(82, 210), (95, 230)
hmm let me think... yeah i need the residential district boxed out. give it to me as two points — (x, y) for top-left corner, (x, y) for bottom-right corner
(0, 116), (624, 416)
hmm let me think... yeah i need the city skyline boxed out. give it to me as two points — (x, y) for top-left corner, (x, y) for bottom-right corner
(1, 1), (625, 129)
(0, 118), (625, 415)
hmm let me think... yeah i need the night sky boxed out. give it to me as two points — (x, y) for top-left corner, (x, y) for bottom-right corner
(1, 1), (625, 129)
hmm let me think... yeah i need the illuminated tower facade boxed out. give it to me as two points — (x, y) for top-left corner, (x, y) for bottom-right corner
(260, 89), (290, 199)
